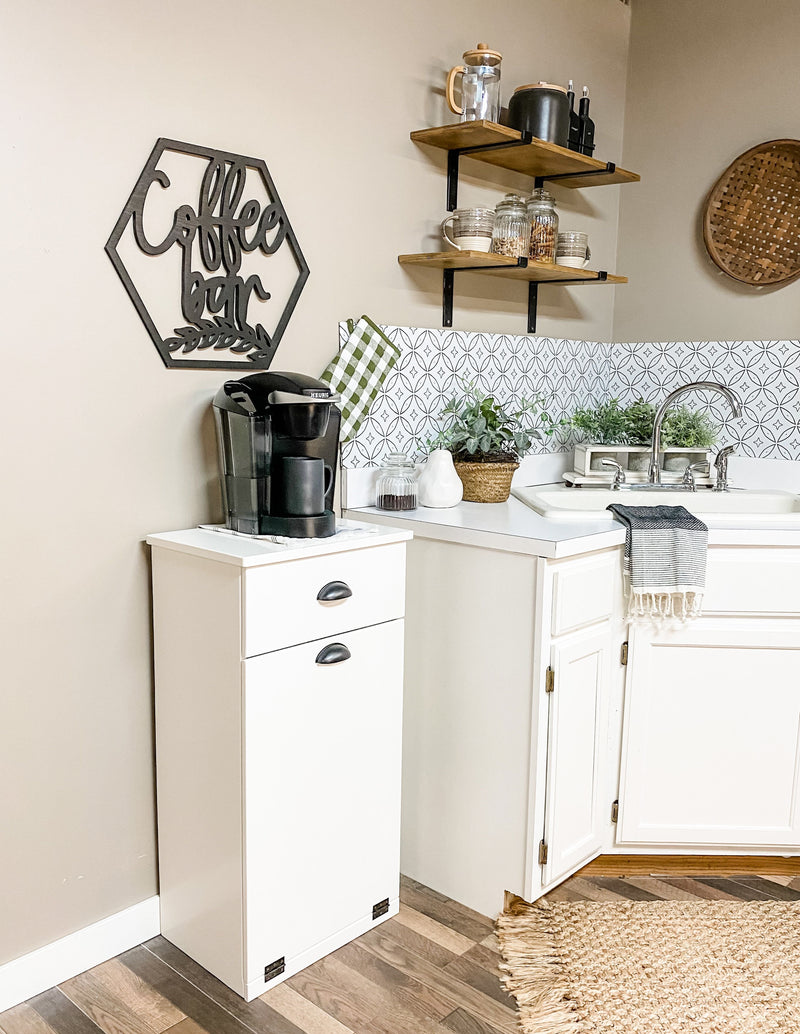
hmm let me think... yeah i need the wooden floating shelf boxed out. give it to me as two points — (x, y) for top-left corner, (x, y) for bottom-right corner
(398, 251), (627, 284)
(410, 121), (639, 188)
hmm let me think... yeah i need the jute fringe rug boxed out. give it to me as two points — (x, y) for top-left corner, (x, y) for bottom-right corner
(496, 896), (800, 1033)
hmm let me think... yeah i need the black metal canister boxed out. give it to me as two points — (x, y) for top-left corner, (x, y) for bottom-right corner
(507, 82), (570, 147)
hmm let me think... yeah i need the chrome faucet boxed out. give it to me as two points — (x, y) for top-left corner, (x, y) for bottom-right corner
(648, 381), (743, 485)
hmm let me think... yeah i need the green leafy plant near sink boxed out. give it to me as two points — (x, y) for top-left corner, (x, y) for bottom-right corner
(571, 398), (718, 448)
(623, 399), (657, 445)
(571, 398), (629, 444)
(660, 405), (719, 448)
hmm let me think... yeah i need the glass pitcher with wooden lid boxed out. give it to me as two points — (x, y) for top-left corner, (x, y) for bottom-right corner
(446, 43), (502, 123)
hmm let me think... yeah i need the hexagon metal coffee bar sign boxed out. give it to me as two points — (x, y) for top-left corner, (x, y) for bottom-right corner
(106, 138), (309, 369)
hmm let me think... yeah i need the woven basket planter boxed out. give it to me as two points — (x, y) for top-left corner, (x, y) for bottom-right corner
(454, 460), (519, 503)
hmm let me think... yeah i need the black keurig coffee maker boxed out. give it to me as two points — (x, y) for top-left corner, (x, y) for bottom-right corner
(212, 372), (341, 538)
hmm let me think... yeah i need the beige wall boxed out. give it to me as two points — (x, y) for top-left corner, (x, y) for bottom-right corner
(0, 1), (630, 965)
(614, 0), (800, 342)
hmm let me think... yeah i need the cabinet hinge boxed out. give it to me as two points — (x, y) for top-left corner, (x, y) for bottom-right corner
(620, 641), (629, 666)
(545, 666), (555, 693)
(372, 897), (390, 920)
(538, 839), (548, 865)
(611, 799), (619, 823)
(264, 957), (285, 982)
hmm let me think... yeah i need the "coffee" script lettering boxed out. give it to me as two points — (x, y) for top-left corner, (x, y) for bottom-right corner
(131, 156), (286, 354)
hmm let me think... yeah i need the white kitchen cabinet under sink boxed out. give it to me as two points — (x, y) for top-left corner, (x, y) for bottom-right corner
(354, 506), (800, 916)
(618, 620), (800, 849)
(147, 526), (410, 1001)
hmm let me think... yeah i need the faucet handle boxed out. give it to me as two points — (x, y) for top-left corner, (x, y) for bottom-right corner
(682, 460), (710, 491)
(600, 457), (626, 489)
(713, 445), (735, 492)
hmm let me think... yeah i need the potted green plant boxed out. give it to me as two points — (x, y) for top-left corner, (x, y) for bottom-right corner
(429, 382), (556, 503)
(571, 398), (630, 445)
(570, 398), (718, 478)
(622, 399), (657, 445)
(660, 405), (718, 449)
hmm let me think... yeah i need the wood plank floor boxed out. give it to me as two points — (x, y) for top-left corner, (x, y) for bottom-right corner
(3, 872), (799, 1034)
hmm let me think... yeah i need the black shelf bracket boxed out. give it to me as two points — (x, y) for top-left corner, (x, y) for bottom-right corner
(533, 162), (616, 189)
(446, 135), (616, 210)
(443, 262), (609, 333)
(442, 259), (527, 326)
(446, 134), (533, 211)
(527, 271), (609, 333)
(443, 267), (455, 326)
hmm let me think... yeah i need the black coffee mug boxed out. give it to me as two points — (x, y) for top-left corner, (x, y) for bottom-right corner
(280, 456), (333, 516)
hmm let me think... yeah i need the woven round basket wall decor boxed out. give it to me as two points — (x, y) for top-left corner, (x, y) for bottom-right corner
(454, 460), (519, 503)
(703, 139), (800, 285)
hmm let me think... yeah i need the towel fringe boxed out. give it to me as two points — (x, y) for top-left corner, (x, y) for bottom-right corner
(628, 586), (704, 621)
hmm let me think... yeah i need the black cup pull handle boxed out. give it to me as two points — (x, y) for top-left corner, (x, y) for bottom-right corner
(316, 580), (352, 603)
(315, 643), (351, 665)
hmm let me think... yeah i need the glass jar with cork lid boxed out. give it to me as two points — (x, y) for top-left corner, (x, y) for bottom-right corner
(491, 194), (531, 258)
(527, 188), (559, 264)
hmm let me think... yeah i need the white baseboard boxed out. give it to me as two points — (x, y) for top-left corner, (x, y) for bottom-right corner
(0, 896), (160, 1013)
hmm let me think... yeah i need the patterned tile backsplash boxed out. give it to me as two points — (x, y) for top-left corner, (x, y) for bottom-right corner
(339, 325), (800, 466)
(608, 340), (800, 461)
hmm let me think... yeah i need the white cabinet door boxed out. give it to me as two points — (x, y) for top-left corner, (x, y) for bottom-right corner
(243, 620), (403, 984)
(618, 621), (800, 849)
(541, 628), (610, 888)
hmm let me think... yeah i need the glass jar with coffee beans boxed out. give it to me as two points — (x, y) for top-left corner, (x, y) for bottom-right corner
(527, 188), (559, 263)
(375, 452), (418, 511)
(491, 193), (531, 258)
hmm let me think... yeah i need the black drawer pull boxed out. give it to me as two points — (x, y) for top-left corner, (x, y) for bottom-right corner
(316, 580), (353, 603)
(315, 643), (352, 665)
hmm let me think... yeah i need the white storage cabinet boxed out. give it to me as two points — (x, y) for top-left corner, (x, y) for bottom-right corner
(617, 548), (800, 850)
(147, 527), (411, 1001)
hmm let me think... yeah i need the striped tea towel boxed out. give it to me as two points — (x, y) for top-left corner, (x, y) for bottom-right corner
(320, 316), (400, 442)
(607, 504), (708, 620)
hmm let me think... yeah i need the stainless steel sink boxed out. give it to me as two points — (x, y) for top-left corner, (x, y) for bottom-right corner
(513, 484), (800, 521)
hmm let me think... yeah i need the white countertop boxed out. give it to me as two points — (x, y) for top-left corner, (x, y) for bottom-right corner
(146, 519), (413, 567)
(346, 497), (800, 559)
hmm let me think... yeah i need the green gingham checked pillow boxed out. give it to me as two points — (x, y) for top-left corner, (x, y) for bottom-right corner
(320, 317), (401, 442)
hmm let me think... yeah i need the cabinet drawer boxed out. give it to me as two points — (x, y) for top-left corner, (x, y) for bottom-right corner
(244, 542), (406, 656)
(704, 548), (800, 615)
(550, 552), (617, 636)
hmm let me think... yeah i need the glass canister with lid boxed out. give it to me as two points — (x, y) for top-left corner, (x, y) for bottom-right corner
(375, 452), (418, 511)
(527, 188), (559, 263)
(491, 194), (531, 258)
